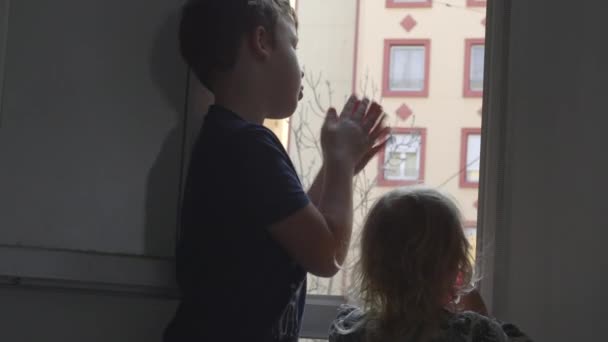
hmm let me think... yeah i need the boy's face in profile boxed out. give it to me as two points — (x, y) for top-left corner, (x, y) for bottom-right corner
(263, 16), (303, 120)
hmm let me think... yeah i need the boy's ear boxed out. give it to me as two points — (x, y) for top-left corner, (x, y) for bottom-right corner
(248, 26), (272, 60)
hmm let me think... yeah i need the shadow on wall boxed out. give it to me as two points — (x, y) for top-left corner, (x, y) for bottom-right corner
(144, 11), (187, 258)
(144, 10), (214, 257)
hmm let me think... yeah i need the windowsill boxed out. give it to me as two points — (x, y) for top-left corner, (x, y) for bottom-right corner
(466, 0), (487, 7)
(386, 0), (433, 8)
(382, 89), (429, 97)
(377, 179), (424, 187)
(464, 90), (484, 98)
(459, 181), (480, 189)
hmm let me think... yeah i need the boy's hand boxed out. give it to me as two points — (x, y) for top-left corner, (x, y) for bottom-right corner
(321, 95), (371, 168)
(354, 102), (391, 174)
(321, 95), (391, 173)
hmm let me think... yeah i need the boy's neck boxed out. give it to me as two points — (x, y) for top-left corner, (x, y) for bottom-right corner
(213, 83), (267, 125)
(215, 96), (265, 125)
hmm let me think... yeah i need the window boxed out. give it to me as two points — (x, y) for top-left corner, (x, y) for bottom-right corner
(464, 39), (485, 97)
(467, 0), (487, 7)
(383, 39), (431, 97)
(386, 0), (433, 8)
(378, 128), (427, 186)
(264, 119), (290, 147)
(290, 0), (488, 335)
(460, 128), (481, 188)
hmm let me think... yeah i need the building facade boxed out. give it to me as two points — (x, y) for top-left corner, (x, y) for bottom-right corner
(264, 0), (486, 296)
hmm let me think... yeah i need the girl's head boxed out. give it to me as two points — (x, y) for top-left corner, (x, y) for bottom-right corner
(356, 187), (474, 339)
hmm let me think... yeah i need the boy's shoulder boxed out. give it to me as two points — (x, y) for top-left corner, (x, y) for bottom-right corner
(203, 105), (279, 144)
(197, 106), (292, 177)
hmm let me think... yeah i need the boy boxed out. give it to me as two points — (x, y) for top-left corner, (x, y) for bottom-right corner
(163, 1), (390, 341)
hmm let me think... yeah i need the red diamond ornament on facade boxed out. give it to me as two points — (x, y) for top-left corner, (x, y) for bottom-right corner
(401, 15), (417, 32)
(482, 18), (486, 26)
(474, 200), (478, 209)
(396, 103), (413, 121)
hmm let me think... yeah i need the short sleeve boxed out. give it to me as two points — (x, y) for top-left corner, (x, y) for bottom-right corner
(231, 127), (310, 227)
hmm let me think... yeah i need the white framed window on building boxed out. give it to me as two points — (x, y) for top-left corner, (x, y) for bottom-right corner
(383, 39), (431, 97)
(378, 127), (427, 186)
(460, 128), (482, 188)
(464, 39), (485, 97)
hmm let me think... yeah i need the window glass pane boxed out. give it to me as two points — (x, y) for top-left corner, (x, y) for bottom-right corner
(470, 45), (485, 91)
(384, 133), (421, 180)
(290, 0), (485, 299)
(390, 46), (425, 91)
(466, 134), (481, 183)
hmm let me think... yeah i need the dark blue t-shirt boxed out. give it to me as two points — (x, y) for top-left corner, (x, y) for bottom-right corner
(164, 105), (310, 342)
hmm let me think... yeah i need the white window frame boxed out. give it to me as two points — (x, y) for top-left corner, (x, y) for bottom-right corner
(0, 0), (9, 126)
(476, 0), (510, 313)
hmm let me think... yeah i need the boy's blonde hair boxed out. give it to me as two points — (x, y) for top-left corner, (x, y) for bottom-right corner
(355, 187), (475, 341)
(179, 0), (297, 91)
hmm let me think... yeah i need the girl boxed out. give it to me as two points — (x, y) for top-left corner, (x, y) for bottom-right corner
(329, 188), (532, 342)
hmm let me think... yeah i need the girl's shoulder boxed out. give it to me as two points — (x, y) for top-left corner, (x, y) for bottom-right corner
(329, 306), (534, 342)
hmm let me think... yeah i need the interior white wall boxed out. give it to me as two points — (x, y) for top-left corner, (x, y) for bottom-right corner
(0, 287), (177, 342)
(491, 1), (608, 340)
